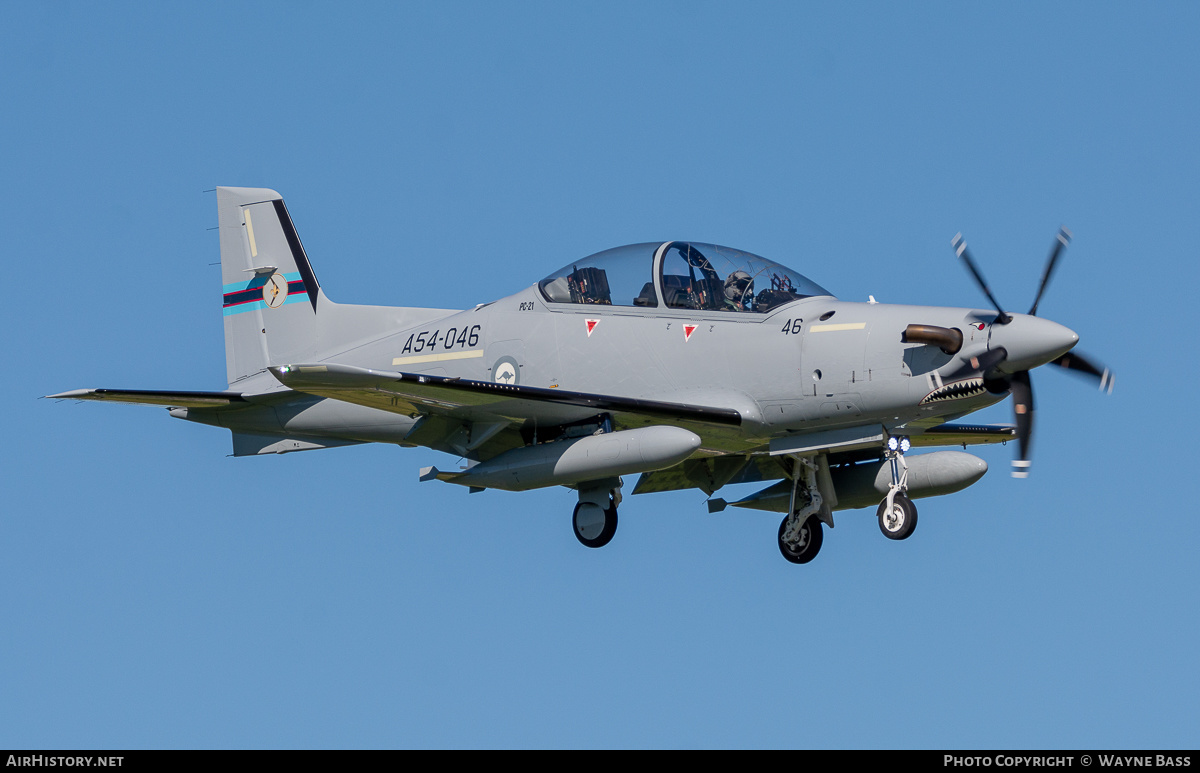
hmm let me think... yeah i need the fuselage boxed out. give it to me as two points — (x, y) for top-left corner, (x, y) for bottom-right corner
(319, 286), (1040, 453)
(181, 235), (1080, 461)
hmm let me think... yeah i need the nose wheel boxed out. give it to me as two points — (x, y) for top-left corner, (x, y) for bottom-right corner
(877, 493), (917, 540)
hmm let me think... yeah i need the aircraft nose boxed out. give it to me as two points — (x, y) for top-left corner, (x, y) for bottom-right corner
(994, 315), (1079, 372)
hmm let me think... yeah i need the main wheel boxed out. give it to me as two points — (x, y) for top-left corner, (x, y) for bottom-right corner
(573, 501), (618, 548)
(877, 494), (917, 540)
(778, 515), (823, 564)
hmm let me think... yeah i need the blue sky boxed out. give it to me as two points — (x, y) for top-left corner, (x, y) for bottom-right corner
(3, 2), (1198, 749)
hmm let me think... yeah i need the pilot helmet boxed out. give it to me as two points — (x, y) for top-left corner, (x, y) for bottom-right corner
(724, 270), (753, 303)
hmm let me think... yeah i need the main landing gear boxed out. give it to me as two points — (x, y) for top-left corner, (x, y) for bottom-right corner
(778, 455), (828, 564)
(573, 479), (621, 548)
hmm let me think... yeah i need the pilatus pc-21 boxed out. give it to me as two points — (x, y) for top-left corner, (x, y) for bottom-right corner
(51, 187), (1113, 564)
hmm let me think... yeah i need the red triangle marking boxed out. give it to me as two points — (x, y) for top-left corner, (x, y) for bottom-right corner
(683, 324), (697, 341)
(586, 319), (599, 337)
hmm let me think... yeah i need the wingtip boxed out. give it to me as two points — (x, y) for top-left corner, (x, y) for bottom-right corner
(44, 389), (92, 400)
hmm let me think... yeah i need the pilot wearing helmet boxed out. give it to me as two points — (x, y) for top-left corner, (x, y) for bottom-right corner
(724, 270), (754, 311)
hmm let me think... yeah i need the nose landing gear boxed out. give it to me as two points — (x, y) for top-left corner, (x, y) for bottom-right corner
(878, 439), (918, 540)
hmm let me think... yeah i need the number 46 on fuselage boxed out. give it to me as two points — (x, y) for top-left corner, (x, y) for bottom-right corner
(50, 187), (1112, 564)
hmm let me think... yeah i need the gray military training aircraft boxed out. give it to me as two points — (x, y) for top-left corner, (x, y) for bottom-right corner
(50, 187), (1114, 564)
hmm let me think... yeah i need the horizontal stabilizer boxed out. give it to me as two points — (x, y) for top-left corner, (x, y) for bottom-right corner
(45, 388), (247, 408)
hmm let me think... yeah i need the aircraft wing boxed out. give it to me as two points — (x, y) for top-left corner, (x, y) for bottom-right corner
(269, 363), (744, 430)
(45, 388), (248, 408)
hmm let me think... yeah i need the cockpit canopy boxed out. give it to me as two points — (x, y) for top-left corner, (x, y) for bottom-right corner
(537, 241), (832, 313)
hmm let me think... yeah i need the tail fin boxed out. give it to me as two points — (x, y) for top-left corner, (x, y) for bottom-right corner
(218, 187), (330, 386)
(217, 186), (461, 388)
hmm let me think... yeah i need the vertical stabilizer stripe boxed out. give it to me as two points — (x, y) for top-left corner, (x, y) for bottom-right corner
(222, 272), (305, 314)
(273, 199), (320, 312)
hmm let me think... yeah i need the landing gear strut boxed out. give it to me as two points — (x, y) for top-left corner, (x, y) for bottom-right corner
(878, 439), (918, 540)
(777, 455), (827, 564)
(573, 479), (621, 548)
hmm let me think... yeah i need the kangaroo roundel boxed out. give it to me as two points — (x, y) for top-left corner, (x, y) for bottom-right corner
(492, 356), (520, 386)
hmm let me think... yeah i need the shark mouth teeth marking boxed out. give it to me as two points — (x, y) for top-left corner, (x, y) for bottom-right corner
(921, 378), (987, 404)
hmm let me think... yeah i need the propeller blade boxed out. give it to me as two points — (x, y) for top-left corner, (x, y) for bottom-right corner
(1051, 351), (1114, 394)
(952, 233), (1011, 324)
(941, 346), (1007, 383)
(1028, 227), (1072, 316)
(1011, 370), (1034, 478)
